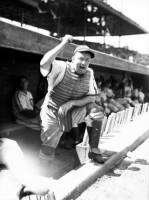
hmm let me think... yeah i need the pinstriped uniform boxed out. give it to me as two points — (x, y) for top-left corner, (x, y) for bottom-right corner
(40, 63), (95, 148)
(47, 63), (91, 109)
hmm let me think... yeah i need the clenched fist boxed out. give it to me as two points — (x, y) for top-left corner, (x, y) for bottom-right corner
(61, 34), (73, 44)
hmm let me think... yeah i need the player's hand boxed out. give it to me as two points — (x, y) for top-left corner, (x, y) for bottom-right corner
(89, 111), (104, 120)
(58, 101), (74, 116)
(61, 34), (73, 43)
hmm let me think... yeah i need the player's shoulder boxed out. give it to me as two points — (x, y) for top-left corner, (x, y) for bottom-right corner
(53, 60), (67, 68)
(52, 59), (67, 74)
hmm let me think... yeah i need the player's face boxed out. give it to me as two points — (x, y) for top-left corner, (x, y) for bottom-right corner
(72, 52), (92, 75)
(21, 78), (28, 90)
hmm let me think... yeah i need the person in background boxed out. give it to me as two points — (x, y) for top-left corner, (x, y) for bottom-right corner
(123, 79), (133, 99)
(132, 87), (139, 103)
(40, 34), (108, 163)
(113, 80), (130, 108)
(12, 75), (40, 131)
(102, 80), (124, 113)
(138, 86), (145, 103)
(95, 79), (111, 116)
(123, 79), (135, 107)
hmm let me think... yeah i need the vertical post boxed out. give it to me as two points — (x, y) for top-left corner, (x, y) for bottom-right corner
(21, 9), (24, 27)
(118, 35), (121, 48)
(103, 29), (106, 49)
(57, 18), (61, 37)
(83, 4), (87, 44)
(103, 16), (107, 50)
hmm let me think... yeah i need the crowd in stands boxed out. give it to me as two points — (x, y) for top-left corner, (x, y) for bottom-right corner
(95, 75), (146, 116)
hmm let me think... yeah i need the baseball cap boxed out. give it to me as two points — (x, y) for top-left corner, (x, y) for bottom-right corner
(74, 45), (95, 58)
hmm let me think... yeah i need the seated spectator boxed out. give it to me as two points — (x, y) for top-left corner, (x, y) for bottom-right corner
(123, 79), (133, 99)
(113, 80), (131, 108)
(12, 76), (40, 131)
(132, 86), (145, 104)
(103, 81), (124, 113)
(96, 79), (111, 116)
(113, 80), (123, 99)
(138, 86), (145, 103)
(132, 87), (139, 103)
(122, 79), (135, 106)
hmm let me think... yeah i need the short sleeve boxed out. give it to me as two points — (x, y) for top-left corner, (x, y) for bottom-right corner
(47, 60), (66, 90)
(27, 91), (34, 107)
(15, 92), (26, 111)
(47, 60), (66, 77)
(27, 91), (33, 99)
(14, 91), (34, 111)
